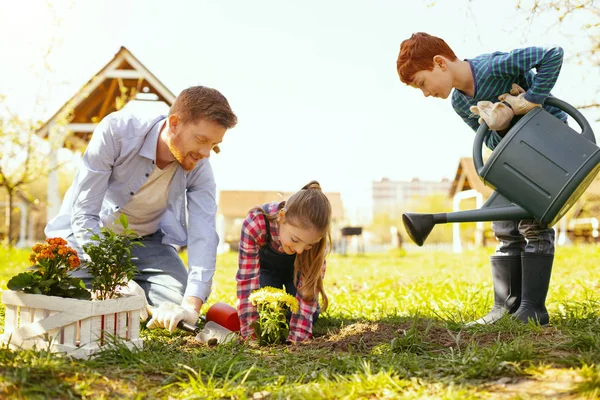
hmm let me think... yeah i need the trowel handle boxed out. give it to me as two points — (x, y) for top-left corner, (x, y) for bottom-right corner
(177, 320), (201, 334)
(544, 97), (595, 144)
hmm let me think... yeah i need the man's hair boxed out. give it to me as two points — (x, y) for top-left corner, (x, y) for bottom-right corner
(396, 32), (458, 84)
(169, 86), (238, 128)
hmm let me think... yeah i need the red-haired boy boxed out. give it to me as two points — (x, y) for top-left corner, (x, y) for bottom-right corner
(397, 32), (567, 326)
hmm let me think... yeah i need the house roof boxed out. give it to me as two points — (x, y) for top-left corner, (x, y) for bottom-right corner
(218, 190), (345, 221)
(36, 46), (175, 150)
(448, 157), (494, 198)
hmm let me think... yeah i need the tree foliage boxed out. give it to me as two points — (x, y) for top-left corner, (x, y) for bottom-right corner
(0, 109), (49, 245)
(517, 0), (600, 109)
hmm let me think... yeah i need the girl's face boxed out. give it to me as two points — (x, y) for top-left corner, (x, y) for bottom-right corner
(277, 214), (323, 255)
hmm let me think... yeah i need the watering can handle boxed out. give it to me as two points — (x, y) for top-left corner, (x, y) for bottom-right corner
(544, 97), (595, 144)
(473, 97), (596, 173)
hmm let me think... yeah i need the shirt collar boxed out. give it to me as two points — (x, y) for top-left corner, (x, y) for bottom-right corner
(139, 116), (166, 161)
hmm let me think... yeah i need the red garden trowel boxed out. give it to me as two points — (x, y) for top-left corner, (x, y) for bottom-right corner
(148, 302), (240, 345)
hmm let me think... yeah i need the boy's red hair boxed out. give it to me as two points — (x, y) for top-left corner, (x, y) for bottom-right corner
(397, 32), (458, 84)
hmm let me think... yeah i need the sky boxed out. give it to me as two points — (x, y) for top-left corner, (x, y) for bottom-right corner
(1, 0), (599, 223)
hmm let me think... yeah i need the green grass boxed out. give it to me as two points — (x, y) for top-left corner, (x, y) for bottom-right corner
(1, 245), (599, 399)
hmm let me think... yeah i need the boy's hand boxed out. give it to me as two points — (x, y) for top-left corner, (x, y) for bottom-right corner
(498, 83), (541, 115)
(470, 101), (514, 131)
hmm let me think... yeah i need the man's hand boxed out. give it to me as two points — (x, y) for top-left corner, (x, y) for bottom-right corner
(181, 295), (203, 314)
(146, 302), (198, 333)
(470, 101), (515, 131)
(498, 83), (541, 115)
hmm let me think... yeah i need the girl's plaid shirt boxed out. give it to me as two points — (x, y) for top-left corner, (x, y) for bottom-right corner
(236, 201), (326, 342)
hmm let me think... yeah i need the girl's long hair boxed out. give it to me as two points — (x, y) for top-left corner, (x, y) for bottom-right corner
(251, 180), (332, 310)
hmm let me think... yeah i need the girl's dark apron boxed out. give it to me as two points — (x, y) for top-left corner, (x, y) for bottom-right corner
(258, 217), (297, 296)
(257, 216), (321, 323)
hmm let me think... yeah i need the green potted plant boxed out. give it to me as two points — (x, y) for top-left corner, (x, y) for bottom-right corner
(83, 214), (143, 300)
(1, 215), (145, 358)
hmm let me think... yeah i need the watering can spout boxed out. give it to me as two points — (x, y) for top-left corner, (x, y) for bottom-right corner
(402, 213), (445, 247)
(403, 193), (532, 246)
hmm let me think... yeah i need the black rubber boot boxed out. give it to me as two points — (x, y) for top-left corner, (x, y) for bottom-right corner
(513, 252), (554, 326)
(467, 255), (522, 326)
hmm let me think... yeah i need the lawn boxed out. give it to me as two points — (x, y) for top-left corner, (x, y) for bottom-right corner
(1, 245), (599, 399)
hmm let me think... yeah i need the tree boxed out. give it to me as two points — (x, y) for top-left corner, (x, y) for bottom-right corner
(0, 109), (49, 245)
(0, 3), (75, 246)
(516, 0), (600, 110)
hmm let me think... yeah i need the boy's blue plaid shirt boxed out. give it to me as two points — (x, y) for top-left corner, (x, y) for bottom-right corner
(451, 46), (568, 150)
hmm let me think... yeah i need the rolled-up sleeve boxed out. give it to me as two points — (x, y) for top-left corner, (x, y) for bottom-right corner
(490, 46), (564, 105)
(184, 161), (219, 302)
(71, 118), (117, 248)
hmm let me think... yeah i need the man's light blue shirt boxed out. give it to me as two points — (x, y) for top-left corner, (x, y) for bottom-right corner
(45, 110), (219, 302)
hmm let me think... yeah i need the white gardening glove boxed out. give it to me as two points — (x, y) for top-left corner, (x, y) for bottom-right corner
(470, 100), (515, 131)
(497, 83), (541, 115)
(146, 301), (198, 333)
(116, 280), (150, 321)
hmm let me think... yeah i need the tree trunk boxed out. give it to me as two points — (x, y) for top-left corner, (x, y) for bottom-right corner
(5, 188), (14, 247)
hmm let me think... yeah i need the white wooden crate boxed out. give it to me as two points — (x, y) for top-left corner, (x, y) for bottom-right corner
(1, 291), (144, 359)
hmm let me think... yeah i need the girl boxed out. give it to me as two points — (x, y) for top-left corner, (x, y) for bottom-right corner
(236, 181), (332, 342)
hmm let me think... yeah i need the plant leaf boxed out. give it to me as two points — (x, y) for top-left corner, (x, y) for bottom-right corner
(7, 272), (35, 290)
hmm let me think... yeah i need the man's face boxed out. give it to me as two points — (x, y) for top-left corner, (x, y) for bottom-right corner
(168, 116), (226, 171)
(409, 60), (454, 99)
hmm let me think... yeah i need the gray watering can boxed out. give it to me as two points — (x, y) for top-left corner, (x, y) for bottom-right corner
(403, 97), (600, 246)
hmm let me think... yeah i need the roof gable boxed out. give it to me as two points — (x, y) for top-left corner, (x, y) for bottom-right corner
(448, 157), (494, 198)
(36, 46), (175, 150)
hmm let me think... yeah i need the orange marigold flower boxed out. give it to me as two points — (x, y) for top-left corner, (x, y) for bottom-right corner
(68, 254), (81, 268)
(46, 237), (67, 246)
(32, 243), (43, 253)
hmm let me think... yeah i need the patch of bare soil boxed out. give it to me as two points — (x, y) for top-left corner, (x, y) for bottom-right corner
(294, 322), (401, 352)
(294, 320), (571, 354)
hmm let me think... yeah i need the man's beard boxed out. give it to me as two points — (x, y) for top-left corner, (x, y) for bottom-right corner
(168, 140), (196, 171)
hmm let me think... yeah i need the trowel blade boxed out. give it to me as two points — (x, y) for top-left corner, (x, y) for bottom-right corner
(193, 321), (238, 345)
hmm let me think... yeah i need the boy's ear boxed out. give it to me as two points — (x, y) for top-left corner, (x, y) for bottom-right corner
(432, 55), (447, 70)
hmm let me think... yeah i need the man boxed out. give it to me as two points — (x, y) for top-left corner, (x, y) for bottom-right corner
(45, 86), (238, 332)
